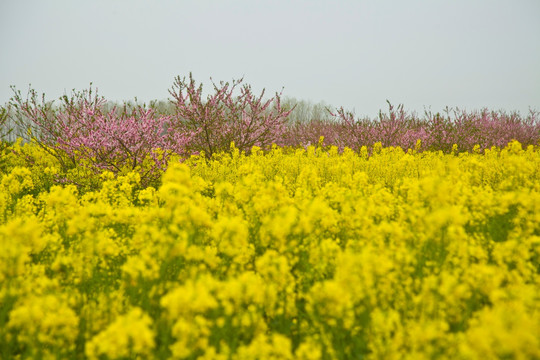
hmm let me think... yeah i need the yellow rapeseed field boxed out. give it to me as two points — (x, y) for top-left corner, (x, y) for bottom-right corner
(0, 140), (539, 359)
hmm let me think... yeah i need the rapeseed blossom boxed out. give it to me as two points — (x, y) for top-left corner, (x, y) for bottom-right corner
(0, 140), (538, 359)
(85, 307), (155, 359)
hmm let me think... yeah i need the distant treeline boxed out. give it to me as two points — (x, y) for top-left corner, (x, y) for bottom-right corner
(119, 96), (335, 124)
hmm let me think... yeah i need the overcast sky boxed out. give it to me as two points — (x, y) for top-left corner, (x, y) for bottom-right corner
(1, 0), (539, 118)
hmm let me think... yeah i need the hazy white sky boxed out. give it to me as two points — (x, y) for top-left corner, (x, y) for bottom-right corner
(1, 0), (539, 117)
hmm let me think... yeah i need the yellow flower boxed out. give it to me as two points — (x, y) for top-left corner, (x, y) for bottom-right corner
(295, 336), (323, 360)
(211, 215), (253, 265)
(161, 275), (219, 319)
(0, 166), (34, 196)
(233, 333), (293, 360)
(85, 307), (155, 360)
(460, 300), (540, 359)
(0, 216), (45, 282)
(8, 294), (79, 353)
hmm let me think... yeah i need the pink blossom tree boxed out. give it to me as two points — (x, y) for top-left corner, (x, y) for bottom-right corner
(9, 86), (193, 187)
(168, 73), (295, 158)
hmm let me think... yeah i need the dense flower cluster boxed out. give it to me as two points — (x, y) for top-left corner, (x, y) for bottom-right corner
(1, 139), (539, 359)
